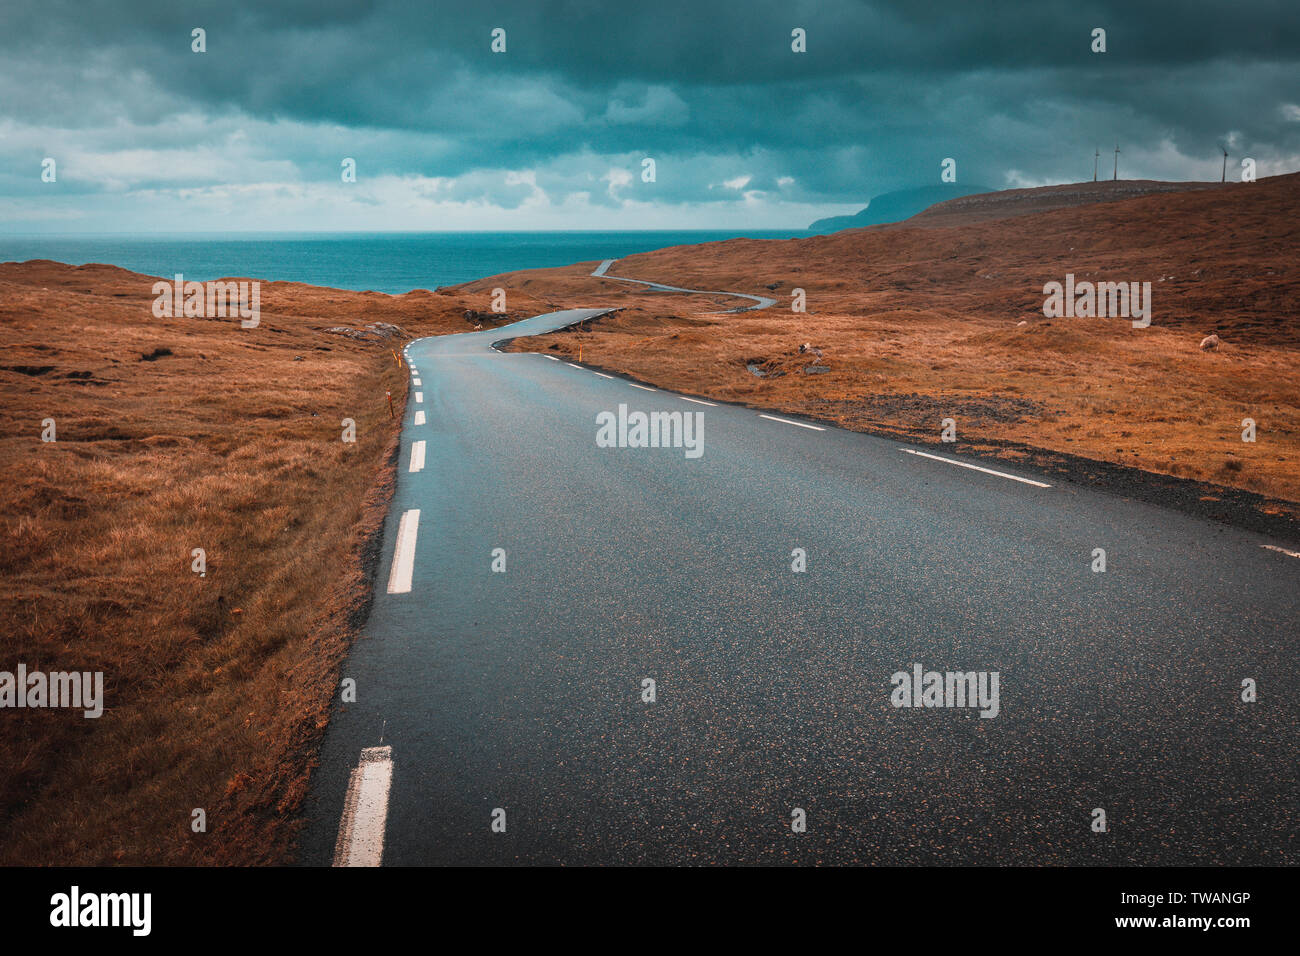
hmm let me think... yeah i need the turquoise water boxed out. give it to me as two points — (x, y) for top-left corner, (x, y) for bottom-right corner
(0, 231), (804, 294)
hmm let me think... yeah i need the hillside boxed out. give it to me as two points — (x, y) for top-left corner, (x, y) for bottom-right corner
(479, 173), (1300, 520)
(904, 178), (1229, 228)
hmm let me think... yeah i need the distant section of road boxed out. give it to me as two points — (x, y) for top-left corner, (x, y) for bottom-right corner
(589, 259), (776, 311)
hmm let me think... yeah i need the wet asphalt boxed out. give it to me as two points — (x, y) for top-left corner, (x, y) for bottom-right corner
(299, 308), (1299, 866)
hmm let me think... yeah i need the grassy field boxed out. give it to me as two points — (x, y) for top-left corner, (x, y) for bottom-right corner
(0, 262), (555, 864)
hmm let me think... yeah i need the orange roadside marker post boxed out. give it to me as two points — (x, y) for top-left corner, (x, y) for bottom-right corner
(386, 390), (394, 418)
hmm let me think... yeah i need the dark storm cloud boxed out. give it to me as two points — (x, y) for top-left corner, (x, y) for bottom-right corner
(1, 0), (1297, 227)
(10, 1), (1298, 84)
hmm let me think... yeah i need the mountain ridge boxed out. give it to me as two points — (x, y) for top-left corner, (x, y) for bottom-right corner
(807, 183), (995, 233)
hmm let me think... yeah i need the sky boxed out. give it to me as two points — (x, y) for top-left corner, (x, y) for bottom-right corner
(1, 0), (1298, 232)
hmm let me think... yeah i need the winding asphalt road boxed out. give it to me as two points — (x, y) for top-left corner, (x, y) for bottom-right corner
(300, 285), (1299, 867)
(590, 257), (778, 311)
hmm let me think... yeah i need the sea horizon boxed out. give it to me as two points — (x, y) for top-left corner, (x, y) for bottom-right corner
(0, 229), (807, 294)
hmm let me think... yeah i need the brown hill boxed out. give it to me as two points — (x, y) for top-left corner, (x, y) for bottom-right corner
(489, 173), (1300, 509)
(904, 179), (1228, 228)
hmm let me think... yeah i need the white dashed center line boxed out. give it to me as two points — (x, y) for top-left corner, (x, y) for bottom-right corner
(1261, 544), (1300, 559)
(543, 355), (559, 361)
(680, 396), (717, 407)
(409, 440), (426, 473)
(902, 448), (1051, 488)
(629, 383), (657, 392)
(759, 413), (824, 431)
(593, 372), (614, 379)
(414, 392), (423, 403)
(412, 378), (421, 386)
(386, 509), (419, 595)
(332, 745), (394, 868)
(414, 410), (426, 425)
(566, 363), (583, 369)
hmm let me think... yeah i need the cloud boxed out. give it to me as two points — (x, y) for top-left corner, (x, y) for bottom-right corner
(0, 0), (1297, 230)
(603, 85), (690, 126)
(714, 175), (752, 190)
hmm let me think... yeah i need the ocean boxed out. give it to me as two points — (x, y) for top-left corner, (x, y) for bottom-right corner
(0, 231), (804, 294)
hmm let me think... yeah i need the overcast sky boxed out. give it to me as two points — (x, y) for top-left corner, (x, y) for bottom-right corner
(1, 0), (1297, 232)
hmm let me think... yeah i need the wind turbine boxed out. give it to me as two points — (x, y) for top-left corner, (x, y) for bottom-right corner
(1094, 147), (1099, 182)
(1113, 144), (1120, 181)
(1217, 140), (1229, 183)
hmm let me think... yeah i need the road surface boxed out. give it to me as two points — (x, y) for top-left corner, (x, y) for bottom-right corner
(300, 304), (1299, 866)
(590, 258), (777, 311)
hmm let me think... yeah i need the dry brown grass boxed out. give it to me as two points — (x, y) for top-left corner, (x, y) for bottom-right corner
(0, 261), (527, 864)
(493, 174), (1300, 510)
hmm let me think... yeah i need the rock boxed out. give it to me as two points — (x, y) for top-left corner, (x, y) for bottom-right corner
(1200, 334), (1220, 350)
(464, 309), (510, 326)
(323, 326), (381, 341)
(746, 363), (767, 378)
(1016, 320), (1028, 327)
(322, 323), (408, 343)
(802, 365), (830, 374)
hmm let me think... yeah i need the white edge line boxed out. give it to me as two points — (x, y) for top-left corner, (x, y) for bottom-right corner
(415, 392), (423, 403)
(386, 509), (420, 594)
(629, 383), (657, 391)
(544, 355), (560, 361)
(759, 413), (824, 431)
(902, 448), (1052, 488)
(1261, 544), (1300, 559)
(414, 410), (426, 425)
(332, 745), (394, 867)
(566, 362), (583, 369)
(593, 372), (614, 379)
(412, 378), (421, 386)
(409, 439), (426, 473)
(680, 396), (718, 407)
